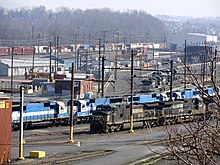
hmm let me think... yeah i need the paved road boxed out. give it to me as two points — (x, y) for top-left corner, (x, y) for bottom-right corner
(10, 124), (171, 165)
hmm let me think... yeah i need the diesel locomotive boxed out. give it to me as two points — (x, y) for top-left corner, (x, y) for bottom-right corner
(90, 98), (211, 133)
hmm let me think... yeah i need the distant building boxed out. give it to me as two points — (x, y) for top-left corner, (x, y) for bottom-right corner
(55, 73), (94, 99)
(169, 33), (218, 51)
(187, 33), (218, 44)
(0, 57), (64, 77)
(186, 45), (212, 64)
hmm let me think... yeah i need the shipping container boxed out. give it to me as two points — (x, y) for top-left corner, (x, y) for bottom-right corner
(0, 47), (9, 55)
(0, 97), (12, 164)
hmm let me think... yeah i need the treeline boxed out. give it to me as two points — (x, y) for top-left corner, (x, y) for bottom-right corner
(0, 6), (168, 46)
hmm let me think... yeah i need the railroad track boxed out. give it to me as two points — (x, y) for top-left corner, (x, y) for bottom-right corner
(14, 150), (115, 165)
(12, 126), (90, 146)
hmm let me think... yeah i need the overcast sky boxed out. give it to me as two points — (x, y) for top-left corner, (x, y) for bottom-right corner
(1, 0), (220, 17)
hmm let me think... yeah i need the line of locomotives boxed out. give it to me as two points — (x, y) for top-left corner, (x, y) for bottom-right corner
(12, 87), (215, 131)
(90, 98), (213, 133)
(90, 87), (216, 133)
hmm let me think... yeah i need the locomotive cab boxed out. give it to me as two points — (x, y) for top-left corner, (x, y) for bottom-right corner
(67, 99), (91, 123)
(56, 101), (69, 117)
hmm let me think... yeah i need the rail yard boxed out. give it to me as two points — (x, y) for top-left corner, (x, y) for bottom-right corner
(10, 123), (182, 165)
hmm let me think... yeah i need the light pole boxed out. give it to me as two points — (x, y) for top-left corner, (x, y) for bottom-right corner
(69, 63), (74, 143)
(130, 49), (135, 133)
(11, 47), (14, 97)
(184, 39), (187, 89)
(49, 42), (52, 82)
(32, 25), (35, 73)
(98, 38), (101, 95)
(169, 60), (173, 101)
(101, 56), (105, 97)
(18, 86), (25, 160)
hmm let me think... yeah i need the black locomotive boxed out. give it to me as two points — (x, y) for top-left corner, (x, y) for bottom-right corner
(90, 98), (209, 133)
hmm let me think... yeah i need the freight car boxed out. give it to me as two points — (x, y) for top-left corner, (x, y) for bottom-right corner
(12, 101), (69, 130)
(90, 98), (209, 133)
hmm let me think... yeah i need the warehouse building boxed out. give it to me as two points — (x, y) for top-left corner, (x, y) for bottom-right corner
(0, 57), (65, 77)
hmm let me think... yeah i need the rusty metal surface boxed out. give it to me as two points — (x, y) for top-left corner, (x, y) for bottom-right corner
(0, 97), (12, 164)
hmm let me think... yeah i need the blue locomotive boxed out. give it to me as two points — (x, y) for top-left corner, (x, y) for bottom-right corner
(67, 86), (215, 123)
(12, 101), (69, 130)
(12, 86), (215, 129)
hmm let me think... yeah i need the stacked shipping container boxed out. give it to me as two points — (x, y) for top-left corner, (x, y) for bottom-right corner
(0, 97), (12, 164)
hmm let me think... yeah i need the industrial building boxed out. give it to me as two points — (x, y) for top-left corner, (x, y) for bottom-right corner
(55, 73), (94, 99)
(0, 57), (65, 77)
(169, 33), (218, 51)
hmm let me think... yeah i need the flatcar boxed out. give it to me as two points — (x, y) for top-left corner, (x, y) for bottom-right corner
(12, 101), (69, 130)
(90, 98), (208, 133)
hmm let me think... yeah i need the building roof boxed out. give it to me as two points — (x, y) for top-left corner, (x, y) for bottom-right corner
(0, 57), (64, 68)
(0, 78), (32, 83)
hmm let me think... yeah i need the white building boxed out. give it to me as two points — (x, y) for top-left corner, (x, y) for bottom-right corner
(169, 33), (218, 51)
(0, 57), (65, 77)
(187, 33), (218, 43)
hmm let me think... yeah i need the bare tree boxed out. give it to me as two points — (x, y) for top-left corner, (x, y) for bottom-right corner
(161, 45), (220, 165)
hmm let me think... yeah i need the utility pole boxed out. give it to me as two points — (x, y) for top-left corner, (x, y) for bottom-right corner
(184, 39), (187, 89)
(123, 35), (126, 51)
(153, 44), (155, 69)
(85, 49), (88, 73)
(163, 34), (166, 49)
(101, 56), (105, 97)
(130, 49), (134, 133)
(205, 41), (208, 85)
(203, 41), (207, 86)
(145, 33), (148, 65)
(32, 25), (35, 73)
(98, 38), (101, 95)
(49, 42), (52, 82)
(69, 63), (74, 143)
(82, 32), (85, 44)
(76, 49), (80, 70)
(37, 33), (40, 57)
(54, 36), (57, 73)
(102, 30), (107, 54)
(115, 31), (120, 81)
(77, 27), (80, 42)
(74, 34), (77, 70)
(88, 33), (92, 61)
(170, 60), (173, 101)
(214, 48), (217, 83)
(129, 34), (132, 45)
(56, 36), (59, 72)
(11, 47), (14, 97)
